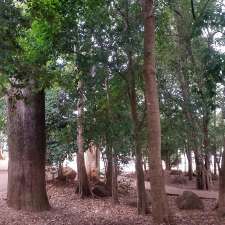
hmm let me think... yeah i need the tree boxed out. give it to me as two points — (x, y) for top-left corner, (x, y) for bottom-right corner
(143, 0), (170, 224)
(7, 84), (50, 211)
(76, 79), (91, 197)
(4, 0), (62, 211)
(45, 88), (75, 173)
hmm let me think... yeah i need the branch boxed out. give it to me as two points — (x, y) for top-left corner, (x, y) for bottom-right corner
(191, 0), (196, 20)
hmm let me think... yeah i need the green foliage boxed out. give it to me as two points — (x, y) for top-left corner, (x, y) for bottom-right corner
(46, 88), (75, 165)
(1, 0), (225, 168)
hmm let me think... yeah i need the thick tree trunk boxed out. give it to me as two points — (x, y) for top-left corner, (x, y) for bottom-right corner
(76, 80), (91, 198)
(218, 149), (225, 216)
(7, 87), (50, 211)
(112, 149), (119, 204)
(143, 1), (170, 223)
(127, 53), (148, 214)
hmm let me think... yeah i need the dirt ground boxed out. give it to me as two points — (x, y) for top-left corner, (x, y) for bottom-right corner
(0, 176), (224, 225)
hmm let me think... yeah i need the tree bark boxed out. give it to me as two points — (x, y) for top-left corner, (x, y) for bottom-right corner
(186, 147), (193, 181)
(165, 151), (171, 171)
(112, 149), (119, 204)
(105, 145), (113, 194)
(213, 152), (217, 177)
(76, 79), (91, 198)
(143, 0), (170, 223)
(7, 86), (50, 211)
(218, 148), (225, 216)
(58, 162), (64, 180)
(127, 53), (148, 214)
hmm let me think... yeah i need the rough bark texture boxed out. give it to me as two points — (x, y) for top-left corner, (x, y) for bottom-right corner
(76, 80), (91, 198)
(7, 86), (50, 211)
(143, 0), (170, 224)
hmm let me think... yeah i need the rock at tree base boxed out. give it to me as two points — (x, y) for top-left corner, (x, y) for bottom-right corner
(92, 184), (111, 197)
(55, 167), (77, 183)
(176, 191), (204, 210)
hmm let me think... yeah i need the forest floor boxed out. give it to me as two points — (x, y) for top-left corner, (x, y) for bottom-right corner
(0, 172), (224, 225)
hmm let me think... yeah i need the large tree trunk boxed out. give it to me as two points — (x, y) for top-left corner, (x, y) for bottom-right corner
(76, 80), (91, 198)
(7, 86), (50, 211)
(143, 1), (170, 224)
(127, 53), (148, 214)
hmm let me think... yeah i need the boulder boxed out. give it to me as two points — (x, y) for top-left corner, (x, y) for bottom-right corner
(171, 176), (187, 185)
(62, 167), (76, 181)
(92, 184), (111, 197)
(118, 178), (132, 194)
(176, 191), (204, 210)
(57, 167), (77, 183)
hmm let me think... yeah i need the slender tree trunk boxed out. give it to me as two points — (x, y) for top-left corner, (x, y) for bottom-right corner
(213, 152), (217, 177)
(105, 145), (113, 194)
(203, 114), (212, 190)
(186, 147), (193, 181)
(218, 91), (225, 215)
(165, 151), (171, 171)
(218, 148), (225, 216)
(58, 162), (64, 180)
(194, 152), (207, 189)
(143, 1), (170, 223)
(105, 76), (114, 195)
(174, 5), (209, 191)
(76, 80), (91, 198)
(7, 86), (50, 211)
(112, 149), (119, 204)
(127, 53), (148, 214)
